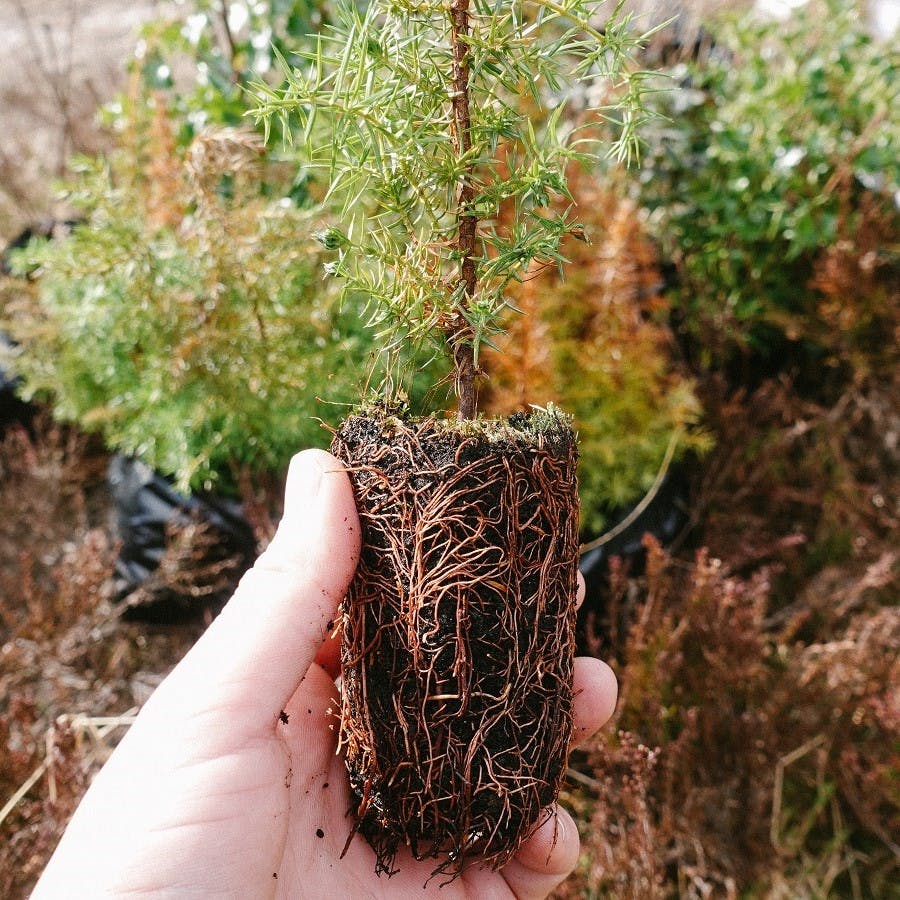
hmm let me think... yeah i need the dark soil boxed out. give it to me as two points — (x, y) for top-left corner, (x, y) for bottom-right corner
(332, 407), (580, 879)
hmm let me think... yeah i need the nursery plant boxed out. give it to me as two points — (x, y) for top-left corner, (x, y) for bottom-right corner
(252, 0), (658, 877)
(635, 0), (900, 380)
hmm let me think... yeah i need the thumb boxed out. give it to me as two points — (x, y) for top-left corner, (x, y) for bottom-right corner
(500, 806), (581, 900)
(146, 449), (360, 732)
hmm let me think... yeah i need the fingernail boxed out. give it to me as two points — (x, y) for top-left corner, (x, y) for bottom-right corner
(285, 451), (324, 519)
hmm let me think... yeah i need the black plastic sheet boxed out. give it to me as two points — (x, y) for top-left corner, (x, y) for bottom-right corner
(108, 455), (257, 622)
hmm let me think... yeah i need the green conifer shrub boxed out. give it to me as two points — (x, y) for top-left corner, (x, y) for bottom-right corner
(3, 115), (392, 493)
(636, 0), (899, 379)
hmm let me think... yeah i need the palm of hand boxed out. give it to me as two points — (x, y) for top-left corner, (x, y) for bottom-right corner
(54, 658), (580, 899)
(33, 451), (614, 900)
(215, 662), (577, 899)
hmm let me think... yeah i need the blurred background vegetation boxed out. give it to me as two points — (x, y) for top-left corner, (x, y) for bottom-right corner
(3, 0), (708, 527)
(0, 0), (897, 896)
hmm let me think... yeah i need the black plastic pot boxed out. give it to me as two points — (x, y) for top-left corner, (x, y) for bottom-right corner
(1, 218), (78, 275)
(577, 465), (692, 642)
(0, 333), (34, 433)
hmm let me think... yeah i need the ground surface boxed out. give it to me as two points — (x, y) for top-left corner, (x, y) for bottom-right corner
(0, 0), (159, 241)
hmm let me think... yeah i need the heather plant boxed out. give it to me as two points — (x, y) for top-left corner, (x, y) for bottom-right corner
(563, 537), (899, 898)
(695, 370), (899, 615)
(0, 420), (206, 899)
(560, 732), (665, 899)
(0, 418), (106, 638)
(635, 0), (900, 378)
(562, 343), (899, 895)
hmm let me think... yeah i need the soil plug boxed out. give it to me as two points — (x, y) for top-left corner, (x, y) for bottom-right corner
(332, 407), (579, 876)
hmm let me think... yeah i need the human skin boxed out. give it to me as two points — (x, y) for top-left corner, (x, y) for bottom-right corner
(32, 450), (617, 899)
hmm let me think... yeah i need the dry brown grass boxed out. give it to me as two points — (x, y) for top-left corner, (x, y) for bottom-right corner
(556, 372), (899, 899)
(0, 417), (205, 898)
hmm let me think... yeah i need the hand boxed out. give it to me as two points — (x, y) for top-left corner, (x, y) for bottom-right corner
(33, 449), (617, 899)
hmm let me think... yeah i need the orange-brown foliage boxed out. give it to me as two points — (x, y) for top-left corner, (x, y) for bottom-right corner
(482, 167), (673, 414)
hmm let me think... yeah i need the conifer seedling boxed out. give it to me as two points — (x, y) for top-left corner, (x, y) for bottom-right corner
(252, 0), (655, 878)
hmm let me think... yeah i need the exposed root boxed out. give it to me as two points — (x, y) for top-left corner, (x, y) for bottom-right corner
(332, 408), (579, 878)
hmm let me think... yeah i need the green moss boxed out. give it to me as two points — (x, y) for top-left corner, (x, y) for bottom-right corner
(353, 401), (574, 446)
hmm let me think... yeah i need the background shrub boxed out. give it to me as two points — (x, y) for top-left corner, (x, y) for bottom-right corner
(636, 0), (899, 381)
(4, 119), (376, 493)
(483, 165), (708, 533)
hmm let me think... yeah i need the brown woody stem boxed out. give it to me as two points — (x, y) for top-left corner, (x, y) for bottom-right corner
(449, 0), (478, 420)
